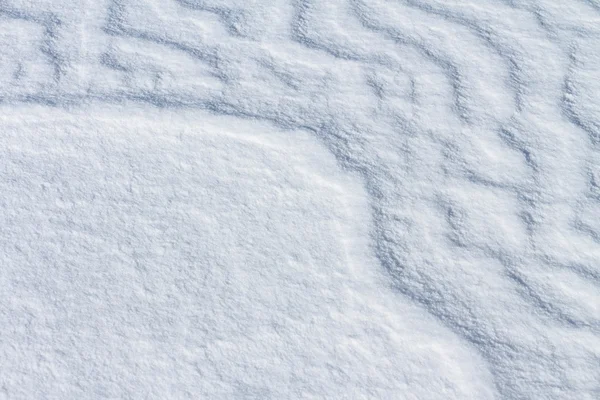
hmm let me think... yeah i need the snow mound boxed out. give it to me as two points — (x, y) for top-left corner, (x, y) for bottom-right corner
(0, 108), (493, 399)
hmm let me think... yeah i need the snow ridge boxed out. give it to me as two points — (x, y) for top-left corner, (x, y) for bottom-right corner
(1, 0), (599, 398)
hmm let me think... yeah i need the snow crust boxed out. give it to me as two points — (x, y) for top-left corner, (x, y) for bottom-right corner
(1, 1), (599, 399)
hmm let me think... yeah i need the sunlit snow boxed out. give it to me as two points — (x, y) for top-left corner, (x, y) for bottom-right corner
(1, 1), (599, 399)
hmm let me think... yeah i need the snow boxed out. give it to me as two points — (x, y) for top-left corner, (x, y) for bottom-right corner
(1, 1), (599, 399)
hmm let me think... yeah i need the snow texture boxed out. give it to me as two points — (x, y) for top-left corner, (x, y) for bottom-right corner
(0, 1), (599, 399)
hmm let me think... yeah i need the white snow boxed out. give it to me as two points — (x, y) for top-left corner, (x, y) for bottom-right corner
(1, 1), (599, 399)
(1, 106), (496, 398)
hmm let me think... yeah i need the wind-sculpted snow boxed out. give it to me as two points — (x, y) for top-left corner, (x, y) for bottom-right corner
(1, 1), (599, 399)
(1, 109), (500, 398)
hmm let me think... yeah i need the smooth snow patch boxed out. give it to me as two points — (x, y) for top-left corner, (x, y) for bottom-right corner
(0, 106), (493, 399)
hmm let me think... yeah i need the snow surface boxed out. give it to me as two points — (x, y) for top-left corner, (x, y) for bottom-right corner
(0, 1), (599, 399)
